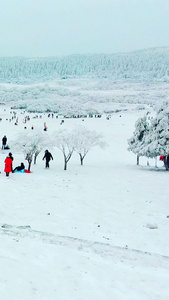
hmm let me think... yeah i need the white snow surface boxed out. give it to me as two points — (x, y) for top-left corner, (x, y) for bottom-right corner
(0, 101), (169, 299)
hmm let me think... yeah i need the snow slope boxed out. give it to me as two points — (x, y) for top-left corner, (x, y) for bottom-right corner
(0, 104), (169, 299)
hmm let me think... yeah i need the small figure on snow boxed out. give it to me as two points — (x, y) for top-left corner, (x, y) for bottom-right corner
(15, 117), (18, 125)
(42, 150), (53, 168)
(44, 122), (47, 131)
(2, 135), (7, 149)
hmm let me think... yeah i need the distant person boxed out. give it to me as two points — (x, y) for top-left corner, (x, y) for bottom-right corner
(8, 152), (14, 173)
(2, 135), (7, 149)
(44, 122), (47, 131)
(42, 150), (53, 168)
(4, 155), (13, 177)
(13, 162), (25, 172)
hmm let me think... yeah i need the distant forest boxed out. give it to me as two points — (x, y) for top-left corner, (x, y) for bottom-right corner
(0, 47), (169, 83)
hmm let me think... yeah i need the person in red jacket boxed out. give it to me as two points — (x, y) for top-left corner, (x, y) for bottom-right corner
(4, 156), (13, 177)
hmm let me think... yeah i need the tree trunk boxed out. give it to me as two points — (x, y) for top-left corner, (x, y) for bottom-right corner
(28, 160), (32, 171)
(34, 154), (38, 164)
(137, 155), (139, 165)
(79, 154), (84, 165)
(164, 156), (168, 171)
(62, 150), (74, 170)
(64, 159), (67, 170)
(155, 157), (157, 168)
(167, 155), (169, 169)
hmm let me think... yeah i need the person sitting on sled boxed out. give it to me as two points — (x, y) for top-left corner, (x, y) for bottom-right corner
(13, 162), (25, 172)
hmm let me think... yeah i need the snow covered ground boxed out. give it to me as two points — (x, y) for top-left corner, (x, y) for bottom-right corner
(0, 99), (169, 300)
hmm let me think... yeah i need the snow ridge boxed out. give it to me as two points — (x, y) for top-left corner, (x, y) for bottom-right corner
(1, 224), (169, 269)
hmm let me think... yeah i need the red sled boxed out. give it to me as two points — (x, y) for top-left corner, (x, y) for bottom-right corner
(25, 169), (31, 173)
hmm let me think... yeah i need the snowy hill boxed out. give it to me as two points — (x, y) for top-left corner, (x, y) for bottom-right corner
(0, 104), (169, 299)
(0, 47), (169, 114)
(0, 47), (169, 84)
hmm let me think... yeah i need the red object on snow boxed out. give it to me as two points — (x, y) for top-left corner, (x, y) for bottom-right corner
(160, 156), (164, 161)
(24, 169), (31, 173)
(4, 157), (13, 173)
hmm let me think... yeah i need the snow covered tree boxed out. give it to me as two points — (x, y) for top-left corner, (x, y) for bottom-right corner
(11, 129), (49, 171)
(130, 102), (169, 170)
(53, 129), (74, 170)
(128, 115), (150, 165)
(140, 103), (169, 170)
(73, 126), (106, 165)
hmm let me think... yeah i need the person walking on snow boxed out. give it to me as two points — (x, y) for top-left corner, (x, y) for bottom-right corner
(4, 155), (13, 177)
(42, 150), (53, 168)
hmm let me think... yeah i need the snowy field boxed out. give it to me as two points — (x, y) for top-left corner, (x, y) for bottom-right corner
(0, 99), (169, 300)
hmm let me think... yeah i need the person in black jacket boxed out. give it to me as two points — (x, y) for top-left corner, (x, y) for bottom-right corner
(42, 150), (53, 168)
(2, 135), (7, 149)
(13, 162), (25, 172)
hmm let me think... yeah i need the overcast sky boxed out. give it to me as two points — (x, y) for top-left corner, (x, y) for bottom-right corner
(0, 0), (169, 57)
